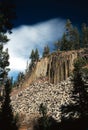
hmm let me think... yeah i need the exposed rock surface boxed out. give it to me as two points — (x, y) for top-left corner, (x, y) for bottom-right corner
(11, 78), (74, 124)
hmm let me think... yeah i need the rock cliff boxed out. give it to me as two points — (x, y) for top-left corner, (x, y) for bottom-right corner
(16, 50), (79, 91)
(32, 50), (78, 84)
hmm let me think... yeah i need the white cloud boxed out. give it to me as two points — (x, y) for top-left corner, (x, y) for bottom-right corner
(4, 18), (66, 78)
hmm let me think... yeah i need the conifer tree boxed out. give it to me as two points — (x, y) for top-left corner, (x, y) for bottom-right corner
(30, 49), (35, 63)
(81, 23), (88, 48)
(35, 48), (39, 61)
(61, 58), (88, 120)
(42, 45), (50, 57)
(17, 72), (24, 83)
(61, 19), (80, 51)
(0, 47), (10, 86)
(0, 1), (18, 130)
(61, 33), (68, 51)
(0, 0), (16, 85)
(0, 0), (16, 33)
(30, 48), (39, 63)
(71, 59), (88, 118)
(0, 79), (18, 130)
(65, 19), (74, 50)
(72, 27), (80, 49)
(54, 40), (61, 50)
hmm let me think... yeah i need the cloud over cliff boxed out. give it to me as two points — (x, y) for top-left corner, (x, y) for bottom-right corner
(4, 18), (65, 79)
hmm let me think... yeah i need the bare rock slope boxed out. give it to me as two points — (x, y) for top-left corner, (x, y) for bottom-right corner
(11, 78), (73, 124)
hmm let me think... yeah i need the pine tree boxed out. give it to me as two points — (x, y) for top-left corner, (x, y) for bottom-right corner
(0, 33), (9, 43)
(0, 79), (18, 130)
(61, 19), (80, 51)
(30, 50), (35, 62)
(30, 49), (35, 63)
(0, 47), (10, 86)
(30, 48), (39, 63)
(61, 58), (88, 120)
(35, 48), (39, 61)
(81, 23), (88, 48)
(61, 33), (68, 51)
(0, 0), (16, 33)
(72, 27), (80, 49)
(65, 19), (75, 50)
(71, 59), (88, 118)
(0, 1), (18, 130)
(0, 0), (16, 85)
(54, 40), (61, 50)
(54, 19), (80, 51)
(42, 45), (50, 57)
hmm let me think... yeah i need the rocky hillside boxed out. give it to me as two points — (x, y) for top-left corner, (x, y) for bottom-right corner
(11, 77), (74, 126)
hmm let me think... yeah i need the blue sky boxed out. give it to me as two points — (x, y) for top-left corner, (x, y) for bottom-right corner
(4, 0), (88, 80)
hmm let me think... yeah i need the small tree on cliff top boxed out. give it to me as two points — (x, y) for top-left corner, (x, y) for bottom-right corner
(42, 45), (50, 57)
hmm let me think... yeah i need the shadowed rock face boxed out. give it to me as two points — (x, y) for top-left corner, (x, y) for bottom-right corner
(34, 50), (78, 84)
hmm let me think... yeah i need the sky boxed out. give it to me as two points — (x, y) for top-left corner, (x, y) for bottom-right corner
(4, 0), (88, 80)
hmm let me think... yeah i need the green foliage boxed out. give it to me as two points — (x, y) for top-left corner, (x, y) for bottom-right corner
(54, 19), (88, 51)
(61, 33), (69, 51)
(35, 48), (39, 61)
(17, 72), (24, 83)
(0, 45), (10, 85)
(30, 48), (39, 63)
(29, 48), (40, 72)
(42, 45), (50, 57)
(0, 79), (18, 130)
(72, 27), (80, 49)
(39, 103), (47, 117)
(39, 103), (51, 130)
(61, 58), (88, 120)
(54, 40), (61, 50)
(0, 1), (18, 130)
(81, 23), (88, 48)
(74, 57), (88, 68)
(0, 0), (16, 85)
(61, 19), (80, 50)
(0, 33), (9, 43)
(0, 0), (16, 33)
(72, 59), (88, 117)
(30, 49), (35, 63)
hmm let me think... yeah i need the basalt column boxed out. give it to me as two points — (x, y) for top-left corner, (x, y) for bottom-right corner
(63, 61), (66, 80)
(53, 57), (59, 84)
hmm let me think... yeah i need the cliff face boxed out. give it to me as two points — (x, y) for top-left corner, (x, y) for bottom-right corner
(12, 50), (80, 95)
(31, 50), (78, 84)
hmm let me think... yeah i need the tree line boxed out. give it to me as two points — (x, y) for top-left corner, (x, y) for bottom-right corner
(0, 0), (18, 130)
(54, 19), (88, 51)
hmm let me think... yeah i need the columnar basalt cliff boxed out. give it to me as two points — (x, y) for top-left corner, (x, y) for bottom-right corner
(29, 50), (78, 85)
(12, 50), (82, 95)
(48, 50), (78, 84)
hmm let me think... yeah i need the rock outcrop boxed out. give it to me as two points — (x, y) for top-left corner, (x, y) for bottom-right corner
(33, 50), (78, 84)
(16, 50), (80, 91)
